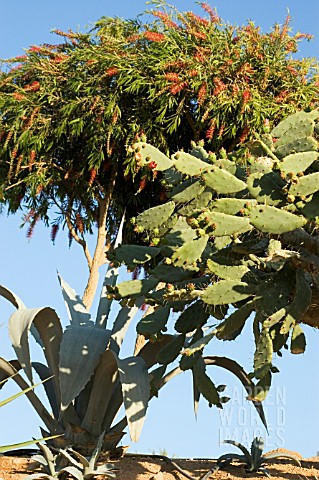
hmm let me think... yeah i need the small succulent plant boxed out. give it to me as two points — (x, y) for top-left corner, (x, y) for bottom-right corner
(214, 437), (301, 477)
(26, 432), (117, 479)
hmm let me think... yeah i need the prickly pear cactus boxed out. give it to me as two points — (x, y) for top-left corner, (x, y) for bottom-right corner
(108, 109), (319, 403)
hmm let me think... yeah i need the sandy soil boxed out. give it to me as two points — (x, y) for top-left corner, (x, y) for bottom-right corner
(0, 451), (318, 480)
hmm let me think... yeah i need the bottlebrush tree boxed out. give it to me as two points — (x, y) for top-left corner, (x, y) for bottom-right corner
(0, 1), (318, 307)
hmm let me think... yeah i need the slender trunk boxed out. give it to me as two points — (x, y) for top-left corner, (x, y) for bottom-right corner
(82, 166), (118, 310)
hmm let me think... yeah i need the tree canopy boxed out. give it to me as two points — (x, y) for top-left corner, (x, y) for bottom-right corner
(0, 2), (318, 306)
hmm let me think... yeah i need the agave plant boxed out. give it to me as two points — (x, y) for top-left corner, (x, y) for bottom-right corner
(0, 216), (268, 452)
(26, 432), (117, 479)
(213, 437), (301, 477)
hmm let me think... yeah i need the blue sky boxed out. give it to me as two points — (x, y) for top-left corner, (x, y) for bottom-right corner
(1, 0), (319, 459)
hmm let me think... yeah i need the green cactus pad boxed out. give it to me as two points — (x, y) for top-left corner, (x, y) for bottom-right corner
(171, 235), (209, 267)
(192, 359), (220, 405)
(297, 192), (319, 219)
(211, 198), (257, 216)
(274, 119), (314, 147)
(198, 211), (251, 237)
(201, 280), (256, 306)
(133, 142), (173, 171)
(279, 151), (318, 175)
(270, 323), (289, 353)
(177, 190), (213, 216)
(249, 204), (306, 234)
(290, 324), (307, 354)
(175, 301), (210, 334)
(157, 334), (186, 364)
(275, 137), (318, 159)
(137, 306), (170, 336)
(271, 111), (314, 138)
(246, 172), (286, 206)
(115, 277), (158, 298)
(213, 236), (232, 250)
(215, 300), (255, 341)
(171, 179), (205, 203)
(151, 264), (194, 283)
(173, 151), (212, 176)
(189, 145), (209, 160)
(165, 217), (197, 247)
(111, 245), (160, 267)
(280, 269), (312, 334)
(136, 201), (175, 230)
(247, 371), (272, 402)
(202, 168), (247, 194)
(253, 329), (273, 380)
(206, 257), (249, 280)
(289, 172), (319, 197)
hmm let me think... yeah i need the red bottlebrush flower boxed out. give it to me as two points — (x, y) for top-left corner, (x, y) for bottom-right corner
(88, 168), (97, 186)
(29, 150), (36, 171)
(206, 120), (216, 140)
(164, 72), (180, 82)
(11, 148), (18, 159)
(29, 81), (40, 92)
(148, 161), (157, 170)
(186, 12), (209, 27)
(295, 32), (313, 40)
(242, 90), (251, 104)
(50, 224), (59, 244)
(170, 81), (188, 95)
(26, 224), (35, 240)
(275, 90), (288, 103)
(151, 11), (179, 29)
(213, 78), (226, 96)
(199, 3), (220, 23)
(140, 303), (147, 312)
(191, 30), (207, 41)
(13, 92), (25, 101)
(68, 230), (73, 248)
(217, 124), (225, 138)
(105, 67), (118, 77)
(144, 31), (166, 43)
(36, 184), (44, 195)
(112, 110), (118, 124)
(197, 82), (207, 105)
(232, 36), (240, 43)
(76, 213), (84, 233)
(285, 41), (297, 52)
(29, 46), (42, 53)
(239, 125), (250, 143)
(232, 84), (240, 95)
(187, 69), (199, 78)
(138, 176), (148, 192)
(15, 55), (28, 61)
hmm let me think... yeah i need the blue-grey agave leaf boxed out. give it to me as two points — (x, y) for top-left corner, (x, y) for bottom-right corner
(8, 307), (62, 388)
(0, 285), (26, 309)
(80, 349), (118, 436)
(32, 362), (59, 419)
(59, 326), (111, 413)
(110, 300), (143, 355)
(0, 285), (42, 347)
(95, 212), (125, 329)
(57, 273), (92, 326)
(115, 355), (150, 442)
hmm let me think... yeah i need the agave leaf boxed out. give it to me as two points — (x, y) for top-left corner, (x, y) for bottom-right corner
(0, 436), (62, 455)
(32, 362), (59, 419)
(204, 356), (267, 430)
(110, 301), (141, 355)
(20, 474), (51, 479)
(224, 439), (253, 465)
(217, 453), (248, 465)
(80, 349), (118, 436)
(59, 326), (111, 413)
(58, 273), (92, 326)
(192, 358), (220, 406)
(115, 355), (150, 442)
(251, 437), (264, 468)
(59, 466), (83, 480)
(261, 452), (301, 466)
(0, 285), (26, 309)
(0, 376), (50, 408)
(192, 373), (200, 418)
(8, 307), (62, 396)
